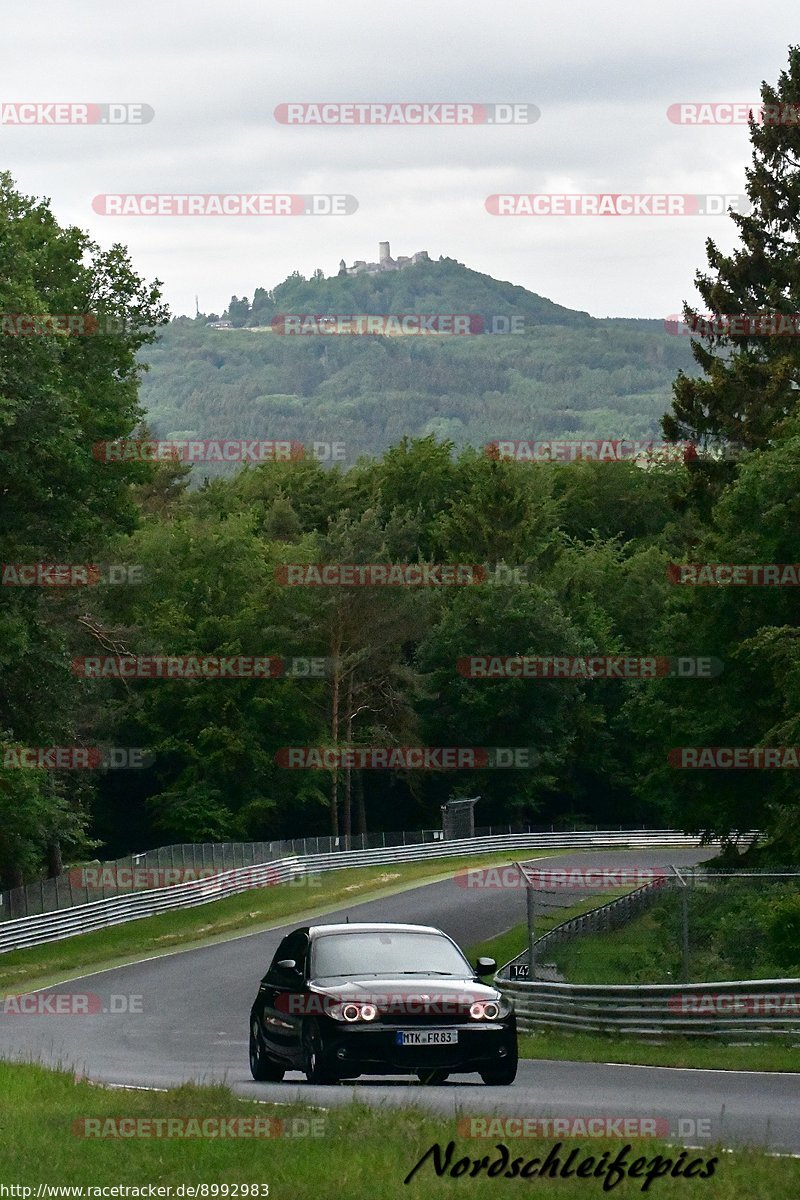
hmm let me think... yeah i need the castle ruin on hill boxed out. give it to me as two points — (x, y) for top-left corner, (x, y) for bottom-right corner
(338, 241), (430, 277)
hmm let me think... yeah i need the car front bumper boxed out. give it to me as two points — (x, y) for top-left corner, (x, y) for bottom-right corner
(320, 1019), (517, 1075)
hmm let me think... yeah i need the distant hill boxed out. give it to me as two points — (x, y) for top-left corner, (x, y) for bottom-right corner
(137, 256), (697, 470)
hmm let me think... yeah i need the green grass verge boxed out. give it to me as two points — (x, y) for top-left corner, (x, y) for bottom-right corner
(0, 1062), (798, 1197)
(549, 884), (800, 985)
(550, 907), (670, 984)
(466, 890), (632, 970)
(519, 1029), (800, 1072)
(0, 850), (562, 995)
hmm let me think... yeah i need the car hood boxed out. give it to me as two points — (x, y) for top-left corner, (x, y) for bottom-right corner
(309, 976), (500, 1005)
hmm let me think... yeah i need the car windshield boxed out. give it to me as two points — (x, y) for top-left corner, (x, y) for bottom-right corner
(311, 931), (472, 978)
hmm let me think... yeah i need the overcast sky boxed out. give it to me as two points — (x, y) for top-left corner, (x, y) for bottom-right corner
(3, 2), (798, 319)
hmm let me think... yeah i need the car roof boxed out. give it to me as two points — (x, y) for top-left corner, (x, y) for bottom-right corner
(307, 922), (445, 938)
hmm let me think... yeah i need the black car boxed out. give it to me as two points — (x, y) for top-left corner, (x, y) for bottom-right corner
(248, 921), (517, 1085)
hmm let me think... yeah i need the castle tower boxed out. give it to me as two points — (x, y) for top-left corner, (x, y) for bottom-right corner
(379, 241), (391, 264)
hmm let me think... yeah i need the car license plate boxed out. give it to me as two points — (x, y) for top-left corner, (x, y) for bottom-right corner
(396, 1030), (458, 1046)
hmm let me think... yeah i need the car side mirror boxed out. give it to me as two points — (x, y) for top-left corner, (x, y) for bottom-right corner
(276, 958), (301, 974)
(475, 957), (497, 976)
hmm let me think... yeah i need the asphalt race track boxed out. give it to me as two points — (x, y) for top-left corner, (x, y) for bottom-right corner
(1, 847), (798, 1155)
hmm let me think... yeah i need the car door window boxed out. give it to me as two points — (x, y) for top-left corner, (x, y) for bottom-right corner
(265, 935), (294, 981)
(267, 932), (308, 986)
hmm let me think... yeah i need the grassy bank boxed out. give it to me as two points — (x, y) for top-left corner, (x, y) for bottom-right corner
(550, 882), (800, 984)
(519, 1029), (800, 1072)
(466, 889), (631, 971)
(0, 1062), (797, 1197)
(0, 850), (560, 995)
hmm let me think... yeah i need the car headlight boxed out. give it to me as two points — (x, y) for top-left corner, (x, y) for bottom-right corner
(328, 1001), (379, 1023)
(469, 997), (511, 1020)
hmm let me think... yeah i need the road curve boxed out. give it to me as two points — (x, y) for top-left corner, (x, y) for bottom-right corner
(1, 847), (796, 1154)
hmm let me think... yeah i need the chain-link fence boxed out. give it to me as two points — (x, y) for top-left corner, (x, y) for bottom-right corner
(0, 822), (678, 923)
(505, 868), (800, 985)
(637, 868), (800, 984)
(0, 830), (442, 921)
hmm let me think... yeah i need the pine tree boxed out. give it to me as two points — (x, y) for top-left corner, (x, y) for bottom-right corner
(664, 46), (800, 460)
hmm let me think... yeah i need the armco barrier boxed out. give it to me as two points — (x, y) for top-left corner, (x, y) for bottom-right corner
(0, 830), (450, 919)
(497, 977), (800, 1037)
(0, 829), (705, 954)
(1, 823), (698, 920)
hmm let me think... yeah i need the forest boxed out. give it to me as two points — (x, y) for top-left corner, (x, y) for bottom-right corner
(138, 259), (698, 471)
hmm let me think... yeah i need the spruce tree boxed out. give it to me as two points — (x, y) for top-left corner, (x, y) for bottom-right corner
(664, 46), (800, 460)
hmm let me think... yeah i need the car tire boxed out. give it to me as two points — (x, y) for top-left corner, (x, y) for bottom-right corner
(415, 1070), (449, 1085)
(301, 1019), (338, 1084)
(479, 1058), (518, 1086)
(249, 1020), (285, 1082)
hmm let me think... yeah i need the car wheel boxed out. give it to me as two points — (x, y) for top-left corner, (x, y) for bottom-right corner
(301, 1019), (338, 1084)
(415, 1070), (449, 1085)
(479, 1059), (518, 1086)
(249, 1020), (285, 1082)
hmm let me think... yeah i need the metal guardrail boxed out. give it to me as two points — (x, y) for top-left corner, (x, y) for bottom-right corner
(0, 829), (705, 954)
(0, 830), (448, 920)
(495, 865), (800, 1036)
(497, 976), (800, 1037)
(0, 823), (683, 920)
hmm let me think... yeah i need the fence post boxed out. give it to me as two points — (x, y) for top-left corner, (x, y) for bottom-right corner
(526, 880), (536, 976)
(681, 887), (690, 982)
(670, 864), (690, 983)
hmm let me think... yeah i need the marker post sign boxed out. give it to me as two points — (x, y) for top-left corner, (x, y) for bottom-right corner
(513, 860), (538, 976)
